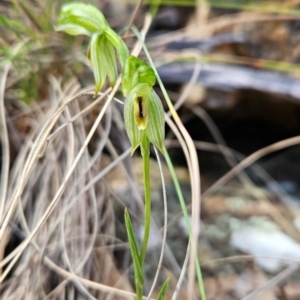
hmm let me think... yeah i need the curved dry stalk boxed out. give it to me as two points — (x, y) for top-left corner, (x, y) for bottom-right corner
(202, 135), (300, 200)
(191, 141), (298, 209)
(187, 105), (253, 187)
(171, 53), (202, 112)
(146, 146), (168, 300)
(58, 104), (98, 300)
(0, 63), (11, 221)
(6, 95), (131, 298)
(241, 265), (298, 300)
(0, 81), (110, 281)
(164, 114), (199, 299)
(46, 89), (110, 145)
(171, 242), (191, 300)
(124, 0), (144, 37)
(42, 195), (101, 299)
(0, 41), (27, 221)
(0, 83), (83, 241)
(60, 196), (98, 300)
(202, 254), (300, 267)
(0, 86), (84, 267)
(44, 254), (146, 299)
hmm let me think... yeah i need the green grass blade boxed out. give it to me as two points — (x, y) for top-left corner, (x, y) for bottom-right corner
(124, 208), (144, 287)
(0, 15), (34, 37)
(157, 278), (170, 300)
(164, 149), (206, 299)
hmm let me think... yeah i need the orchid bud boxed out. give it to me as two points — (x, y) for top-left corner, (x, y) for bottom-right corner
(55, 3), (129, 97)
(122, 55), (156, 96)
(55, 3), (108, 36)
(122, 57), (165, 155)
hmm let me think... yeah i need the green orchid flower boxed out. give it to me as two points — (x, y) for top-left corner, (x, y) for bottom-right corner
(55, 3), (129, 97)
(122, 56), (165, 155)
(55, 6), (168, 299)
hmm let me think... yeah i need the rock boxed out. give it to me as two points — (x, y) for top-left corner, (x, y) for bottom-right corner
(230, 217), (300, 273)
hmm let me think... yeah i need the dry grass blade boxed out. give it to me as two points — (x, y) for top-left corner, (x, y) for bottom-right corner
(171, 242), (190, 300)
(173, 84), (200, 300)
(202, 254), (300, 267)
(0, 64), (11, 221)
(191, 141), (296, 210)
(45, 89), (110, 148)
(164, 114), (198, 299)
(124, 0), (144, 37)
(241, 265), (298, 300)
(202, 136), (300, 200)
(0, 41), (26, 221)
(146, 147), (168, 300)
(0, 82), (83, 239)
(171, 52), (202, 112)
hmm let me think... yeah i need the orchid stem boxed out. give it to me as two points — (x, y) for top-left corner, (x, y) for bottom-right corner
(140, 134), (151, 266)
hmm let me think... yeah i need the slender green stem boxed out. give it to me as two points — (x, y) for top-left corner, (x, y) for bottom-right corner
(164, 147), (206, 300)
(139, 134), (151, 265)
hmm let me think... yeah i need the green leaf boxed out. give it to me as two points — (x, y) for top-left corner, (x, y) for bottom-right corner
(145, 91), (165, 154)
(116, 38), (130, 68)
(105, 29), (129, 67)
(105, 28), (129, 68)
(101, 36), (117, 87)
(124, 209), (144, 286)
(55, 23), (93, 36)
(124, 94), (142, 154)
(104, 28), (121, 48)
(157, 278), (170, 300)
(90, 33), (106, 97)
(0, 15), (33, 37)
(55, 3), (108, 36)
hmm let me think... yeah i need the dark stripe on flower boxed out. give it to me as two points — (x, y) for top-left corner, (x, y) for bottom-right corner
(138, 96), (143, 118)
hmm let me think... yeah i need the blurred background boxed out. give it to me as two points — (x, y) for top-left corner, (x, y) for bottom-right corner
(2, 0), (300, 299)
